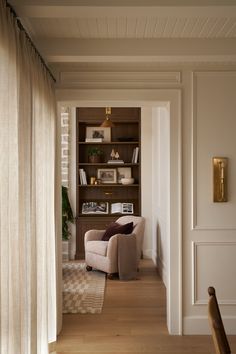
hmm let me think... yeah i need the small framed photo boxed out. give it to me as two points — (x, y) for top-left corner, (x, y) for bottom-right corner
(82, 201), (108, 214)
(86, 126), (111, 142)
(117, 167), (132, 183)
(97, 168), (117, 184)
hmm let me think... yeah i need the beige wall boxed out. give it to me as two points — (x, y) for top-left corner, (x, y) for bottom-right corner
(57, 65), (236, 335)
(183, 70), (236, 334)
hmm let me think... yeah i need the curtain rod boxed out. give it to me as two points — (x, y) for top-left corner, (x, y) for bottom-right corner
(6, 1), (56, 83)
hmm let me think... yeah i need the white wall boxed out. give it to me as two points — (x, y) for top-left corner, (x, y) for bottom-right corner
(141, 106), (170, 287)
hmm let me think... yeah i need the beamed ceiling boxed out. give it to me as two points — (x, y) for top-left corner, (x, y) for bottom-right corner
(9, 0), (236, 88)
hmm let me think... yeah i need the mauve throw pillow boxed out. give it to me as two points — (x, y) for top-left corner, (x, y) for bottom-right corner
(102, 221), (134, 241)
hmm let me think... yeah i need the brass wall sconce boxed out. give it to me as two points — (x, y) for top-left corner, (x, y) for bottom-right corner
(213, 157), (228, 202)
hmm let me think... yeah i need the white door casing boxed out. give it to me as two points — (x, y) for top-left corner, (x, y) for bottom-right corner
(57, 88), (182, 334)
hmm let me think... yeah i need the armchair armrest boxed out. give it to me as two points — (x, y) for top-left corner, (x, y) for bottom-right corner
(84, 229), (105, 244)
(106, 234), (119, 258)
(106, 233), (134, 258)
(106, 233), (136, 272)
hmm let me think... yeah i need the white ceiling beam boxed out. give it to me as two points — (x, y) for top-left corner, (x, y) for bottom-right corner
(36, 38), (236, 63)
(11, 4), (236, 19)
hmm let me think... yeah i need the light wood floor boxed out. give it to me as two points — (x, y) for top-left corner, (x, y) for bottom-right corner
(54, 259), (236, 354)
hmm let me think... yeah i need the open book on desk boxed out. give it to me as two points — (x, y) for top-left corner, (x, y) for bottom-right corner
(111, 202), (133, 214)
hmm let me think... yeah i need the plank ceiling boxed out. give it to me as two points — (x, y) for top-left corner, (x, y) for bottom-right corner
(9, 0), (236, 87)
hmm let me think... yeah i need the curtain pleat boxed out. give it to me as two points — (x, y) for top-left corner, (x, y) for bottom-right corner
(0, 1), (58, 353)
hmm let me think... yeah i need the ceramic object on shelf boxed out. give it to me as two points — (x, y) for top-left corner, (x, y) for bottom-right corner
(121, 177), (134, 185)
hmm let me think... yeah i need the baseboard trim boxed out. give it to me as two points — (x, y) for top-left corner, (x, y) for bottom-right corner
(183, 316), (236, 335)
(48, 341), (56, 352)
(143, 248), (152, 259)
(152, 251), (167, 287)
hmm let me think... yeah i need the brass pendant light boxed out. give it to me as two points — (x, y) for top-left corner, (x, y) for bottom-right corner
(100, 107), (114, 127)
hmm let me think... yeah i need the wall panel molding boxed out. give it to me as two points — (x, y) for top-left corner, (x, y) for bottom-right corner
(192, 241), (236, 305)
(191, 71), (198, 230)
(191, 70), (236, 230)
(183, 315), (236, 335)
(58, 71), (181, 89)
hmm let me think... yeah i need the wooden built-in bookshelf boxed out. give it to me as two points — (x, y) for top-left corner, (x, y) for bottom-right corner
(75, 107), (141, 259)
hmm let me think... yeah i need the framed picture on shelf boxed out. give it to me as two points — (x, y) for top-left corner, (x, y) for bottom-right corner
(117, 167), (132, 183)
(86, 126), (111, 142)
(82, 201), (108, 214)
(97, 168), (117, 184)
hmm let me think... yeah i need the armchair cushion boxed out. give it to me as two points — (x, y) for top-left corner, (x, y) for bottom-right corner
(86, 240), (109, 256)
(102, 221), (134, 241)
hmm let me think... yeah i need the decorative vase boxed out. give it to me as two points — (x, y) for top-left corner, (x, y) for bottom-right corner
(89, 155), (101, 163)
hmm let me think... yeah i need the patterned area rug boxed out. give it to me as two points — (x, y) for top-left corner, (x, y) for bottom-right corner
(63, 262), (106, 314)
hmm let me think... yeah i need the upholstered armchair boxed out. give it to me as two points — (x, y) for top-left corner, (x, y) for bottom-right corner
(84, 215), (145, 278)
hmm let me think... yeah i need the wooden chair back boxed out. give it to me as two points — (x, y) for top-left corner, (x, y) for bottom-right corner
(208, 287), (231, 354)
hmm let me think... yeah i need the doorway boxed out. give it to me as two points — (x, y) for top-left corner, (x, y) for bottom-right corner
(58, 89), (182, 334)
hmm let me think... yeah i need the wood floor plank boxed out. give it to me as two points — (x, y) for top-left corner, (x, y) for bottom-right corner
(55, 259), (236, 354)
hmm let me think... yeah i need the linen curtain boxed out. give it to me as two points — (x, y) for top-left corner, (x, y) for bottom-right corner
(0, 1), (58, 353)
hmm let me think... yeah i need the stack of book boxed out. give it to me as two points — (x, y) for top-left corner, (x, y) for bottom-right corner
(131, 147), (139, 163)
(107, 159), (124, 164)
(85, 138), (103, 143)
(79, 169), (87, 185)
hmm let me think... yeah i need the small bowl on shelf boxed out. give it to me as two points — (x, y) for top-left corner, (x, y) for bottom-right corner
(120, 177), (134, 185)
